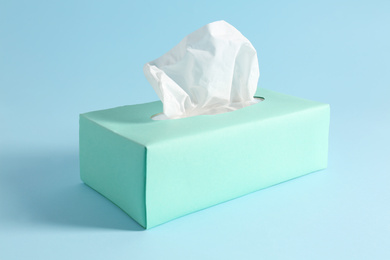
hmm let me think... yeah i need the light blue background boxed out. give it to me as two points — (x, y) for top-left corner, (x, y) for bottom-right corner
(1, 1), (389, 259)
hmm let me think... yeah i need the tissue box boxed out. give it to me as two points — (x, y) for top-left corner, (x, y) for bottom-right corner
(79, 88), (330, 229)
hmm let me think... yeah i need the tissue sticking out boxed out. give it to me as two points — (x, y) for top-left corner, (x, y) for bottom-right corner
(144, 20), (261, 120)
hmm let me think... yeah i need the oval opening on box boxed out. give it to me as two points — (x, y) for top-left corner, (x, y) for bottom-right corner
(151, 96), (265, 120)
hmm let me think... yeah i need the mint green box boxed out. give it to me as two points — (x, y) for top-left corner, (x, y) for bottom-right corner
(79, 88), (330, 229)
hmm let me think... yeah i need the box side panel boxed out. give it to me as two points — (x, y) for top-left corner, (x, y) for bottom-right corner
(145, 104), (330, 228)
(79, 116), (147, 228)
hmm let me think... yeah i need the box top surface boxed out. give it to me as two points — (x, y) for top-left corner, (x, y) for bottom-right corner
(80, 88), (329, 147)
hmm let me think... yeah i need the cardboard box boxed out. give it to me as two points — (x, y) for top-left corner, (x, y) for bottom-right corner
(79, 88), (330, 229)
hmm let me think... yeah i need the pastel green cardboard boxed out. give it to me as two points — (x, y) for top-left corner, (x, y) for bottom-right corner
(79, 88), (330, 229)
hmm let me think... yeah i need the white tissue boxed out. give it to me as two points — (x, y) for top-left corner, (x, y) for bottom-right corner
(144, 20), (260, 120)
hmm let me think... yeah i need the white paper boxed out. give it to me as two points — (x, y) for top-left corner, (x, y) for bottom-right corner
(144, 20), (260, 120)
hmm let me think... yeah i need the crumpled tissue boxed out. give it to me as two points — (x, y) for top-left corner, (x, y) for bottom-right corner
(144, 20), (261, 120)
